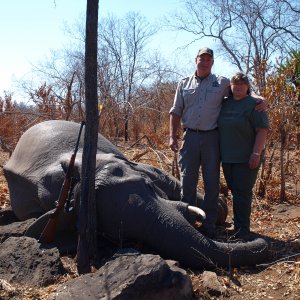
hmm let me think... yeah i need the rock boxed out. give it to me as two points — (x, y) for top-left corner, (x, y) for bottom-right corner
(0, 279), (14, 293)
(48, 253), (193, 300)
(0, 218), (35, 242)
(272, 204), (300, 219)
(0, 207), (19, 225)
(0, 236), (65, 287)
(0, 279), (17, 300)
(202, 271), (226, 296)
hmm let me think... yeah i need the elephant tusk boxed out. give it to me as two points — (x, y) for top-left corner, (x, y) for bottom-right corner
(188, 205), (206, 222)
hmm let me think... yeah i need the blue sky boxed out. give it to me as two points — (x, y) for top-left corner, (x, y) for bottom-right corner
(0, 0), (233, 101)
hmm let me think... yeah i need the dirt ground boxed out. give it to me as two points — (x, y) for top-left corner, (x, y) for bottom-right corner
(0, 149), (299, 300)
(190, 199), (300, 300)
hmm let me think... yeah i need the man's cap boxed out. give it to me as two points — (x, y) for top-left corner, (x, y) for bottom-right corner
(197, 47), (214, 58)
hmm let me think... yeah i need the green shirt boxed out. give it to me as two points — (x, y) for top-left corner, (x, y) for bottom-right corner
(218, 95), (269, 163)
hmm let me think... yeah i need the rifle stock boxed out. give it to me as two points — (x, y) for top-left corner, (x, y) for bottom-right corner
(39, 121), (85, 244)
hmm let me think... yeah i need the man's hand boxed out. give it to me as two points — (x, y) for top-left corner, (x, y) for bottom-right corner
(169, 136), (179, 152)
(254, 97), (268, 112)
(169, 113), (181, 152)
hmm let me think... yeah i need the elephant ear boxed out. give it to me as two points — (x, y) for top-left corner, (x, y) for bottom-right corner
(25, 208), (77, 250)
(37, 153), (81, 212)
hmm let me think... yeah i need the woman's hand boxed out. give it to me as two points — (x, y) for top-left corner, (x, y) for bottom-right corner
(249, 153), (261, 169)
(250, 128), (268, 169)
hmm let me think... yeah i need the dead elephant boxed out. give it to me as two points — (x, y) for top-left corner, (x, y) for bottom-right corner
(4, 120), (269, 269)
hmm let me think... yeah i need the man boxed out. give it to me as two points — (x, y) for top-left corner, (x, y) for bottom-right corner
(169, 47), (264, 238)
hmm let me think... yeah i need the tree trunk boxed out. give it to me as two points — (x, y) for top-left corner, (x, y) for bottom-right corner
(77, 0), (99, 274)
(279, 127), (286, 202)
(257, 140), (277, 198)
(124, 115), (129, 142)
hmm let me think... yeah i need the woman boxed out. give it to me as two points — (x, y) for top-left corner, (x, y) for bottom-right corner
(218, 72), (269, 241)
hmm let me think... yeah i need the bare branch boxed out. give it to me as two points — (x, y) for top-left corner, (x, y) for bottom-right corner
(166, 0), (300, 92)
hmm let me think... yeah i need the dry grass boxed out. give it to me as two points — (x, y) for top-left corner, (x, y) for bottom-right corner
(0, 146), (299, 299)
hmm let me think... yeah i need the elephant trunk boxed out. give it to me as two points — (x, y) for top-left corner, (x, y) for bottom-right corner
(152, 224), (268, 269)
(147, 210), (268, 268)
(96, 185), (268, 269)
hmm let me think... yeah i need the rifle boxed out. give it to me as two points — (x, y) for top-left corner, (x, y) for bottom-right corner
(39, 121), (85, 244)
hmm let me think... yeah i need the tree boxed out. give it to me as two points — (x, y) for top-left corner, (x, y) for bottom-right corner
(22, 12), (175, 142)
(284, 50), (300, 92)
(76, 0), (99, 274)
(258, 52), (299, 201)
(0, 93), (34, 152)
(168, 0), (300, 92)
(98, 12), (158, 141)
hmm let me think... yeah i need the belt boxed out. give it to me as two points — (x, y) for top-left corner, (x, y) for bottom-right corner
(184, 127), (218, 133)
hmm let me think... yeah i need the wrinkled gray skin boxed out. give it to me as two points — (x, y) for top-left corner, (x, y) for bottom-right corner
(4, 120), (269, 269)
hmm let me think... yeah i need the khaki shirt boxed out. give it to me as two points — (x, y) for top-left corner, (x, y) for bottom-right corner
(170, 73), (230, 130)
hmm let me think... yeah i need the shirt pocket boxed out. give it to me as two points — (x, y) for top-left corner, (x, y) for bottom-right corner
(205, 88), (223, 108)
(182, 88), (196, 106)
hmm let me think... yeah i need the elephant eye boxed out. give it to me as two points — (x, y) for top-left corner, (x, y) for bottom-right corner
(111, 167), (124, 177)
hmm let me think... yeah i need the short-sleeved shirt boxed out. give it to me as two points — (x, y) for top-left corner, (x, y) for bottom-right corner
(169, 72), (230, 130)
(218, 95), (269, 163)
